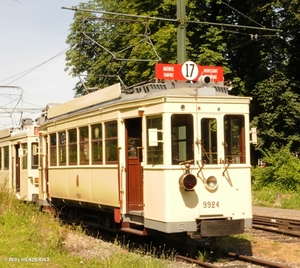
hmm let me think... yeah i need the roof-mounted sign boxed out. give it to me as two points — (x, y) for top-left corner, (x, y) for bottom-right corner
(156, 61), (224, 82)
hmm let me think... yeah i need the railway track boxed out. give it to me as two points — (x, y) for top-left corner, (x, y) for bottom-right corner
(63, 214), (299, 267)
(86, 226), (292, 268)
(253, 215), (300, 238)
(183, 215), (300, 267)
(177, 252), (293, 268)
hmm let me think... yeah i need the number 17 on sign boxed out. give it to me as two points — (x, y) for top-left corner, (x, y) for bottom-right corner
(181, 61), (199, 81)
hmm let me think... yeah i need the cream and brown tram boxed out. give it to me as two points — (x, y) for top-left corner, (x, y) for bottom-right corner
(0, 119), (40, 202)
(38, 73), (255, 237)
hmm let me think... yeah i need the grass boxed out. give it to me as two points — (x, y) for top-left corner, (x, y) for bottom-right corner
(0, 186), (176, 268)
(252, 187), (300, 209)
(1, 182), (299, 267)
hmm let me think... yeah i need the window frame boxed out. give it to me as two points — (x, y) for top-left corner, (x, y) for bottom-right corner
(91, 123), (103, 164)
(105, 121), (118, 164)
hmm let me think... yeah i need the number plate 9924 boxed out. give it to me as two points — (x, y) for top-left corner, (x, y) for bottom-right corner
(203, 201), (220, 208)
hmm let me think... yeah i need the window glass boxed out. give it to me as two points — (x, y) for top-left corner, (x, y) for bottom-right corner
(201, 118), (218, 164)
(22, 143), (28, 169)
(4, 146), (9, 170)
(171, 114), (194, 165)
(146, 116), (163, 165)
(49, 133), (57, 166)
(91, 124), (102, 164)
(0, 147), (2, 170)
(224, 115), (246, 164)
(58, 131), (66, 165)
(105, 121), (117, 163)
(68, 129), (77, 165)
(31, 143), (38, 169)
(79, 126), (89, 164)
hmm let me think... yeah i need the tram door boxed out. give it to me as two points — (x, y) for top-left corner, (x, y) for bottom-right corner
(14, 144), (21, 192)
(125, 118), (143, 212)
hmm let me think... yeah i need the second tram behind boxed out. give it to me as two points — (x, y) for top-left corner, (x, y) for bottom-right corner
(0, 119), (40, 202)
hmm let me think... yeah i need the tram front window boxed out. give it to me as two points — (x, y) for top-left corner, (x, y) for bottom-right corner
(201, 118), (217, 164)
(171, 114), (194, 165)
(224, 115), (246, 164)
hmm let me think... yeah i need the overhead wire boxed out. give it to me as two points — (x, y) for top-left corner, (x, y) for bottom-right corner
(0, 48), (69, 86)
(221, 1), (265, 28)
(0, 47), (72, 128)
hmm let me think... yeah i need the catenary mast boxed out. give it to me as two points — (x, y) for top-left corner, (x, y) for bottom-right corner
(177, 0), (186, 63)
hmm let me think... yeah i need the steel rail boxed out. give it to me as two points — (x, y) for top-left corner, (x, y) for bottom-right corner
(253, 215), (300, 237)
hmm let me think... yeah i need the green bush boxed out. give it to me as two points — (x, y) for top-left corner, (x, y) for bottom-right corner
(252, 143), (300, 191)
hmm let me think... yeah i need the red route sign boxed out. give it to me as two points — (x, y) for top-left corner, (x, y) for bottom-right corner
(155, 63), (224, 82)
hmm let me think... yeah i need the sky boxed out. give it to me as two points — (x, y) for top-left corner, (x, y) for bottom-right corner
(0, 0), (83, 128)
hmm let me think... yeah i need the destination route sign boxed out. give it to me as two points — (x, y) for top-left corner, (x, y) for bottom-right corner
(155, 61), (224, 82)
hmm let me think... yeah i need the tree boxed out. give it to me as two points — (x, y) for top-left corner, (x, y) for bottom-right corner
(252, 71), (300, 152)
(65, 0), (230, 95)
(64, 0), (300, 158)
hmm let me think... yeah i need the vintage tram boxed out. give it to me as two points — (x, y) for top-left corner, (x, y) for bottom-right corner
(37, 65), (255, 238)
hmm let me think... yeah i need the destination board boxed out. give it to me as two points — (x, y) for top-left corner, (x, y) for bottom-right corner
(156, 62), (224, 82)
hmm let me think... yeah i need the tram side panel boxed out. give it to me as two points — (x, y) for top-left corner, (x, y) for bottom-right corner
(48, 167), (119, 208)
(44, 109), (121, 209)
(90, 168), (119, 207)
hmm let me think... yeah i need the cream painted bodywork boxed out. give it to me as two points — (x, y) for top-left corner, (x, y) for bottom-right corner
(41, 82), (253, 233)
(49, 167), (119, 207)
(143, 167), (252, 230)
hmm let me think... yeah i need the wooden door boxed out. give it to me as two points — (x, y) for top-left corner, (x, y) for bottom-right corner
(125, 118), (143, 212)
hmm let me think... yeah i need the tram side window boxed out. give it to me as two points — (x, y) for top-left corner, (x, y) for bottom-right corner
(68, 129), (77, 165)
(224, 115), (246, 164)
(58, 131), (66, 166)
(91, 124), (102, 164)
(49, 133), (57, 166)
(31, 143), (38, 169)
(22, 143), (28, 169)
(4, 146), (9, 170)
(171, 114), (194, 165)
(79, 126), (89, 165)
(201, 118), (218, 164)
(105, 121), (117, 163)
(0, 147), (2, 170)
(147, 116), (163, 165)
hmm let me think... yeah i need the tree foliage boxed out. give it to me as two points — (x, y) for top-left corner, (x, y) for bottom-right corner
(252, 143), (300, 191)
(65, 0), (229, 92)
(65, 0), (300, 155)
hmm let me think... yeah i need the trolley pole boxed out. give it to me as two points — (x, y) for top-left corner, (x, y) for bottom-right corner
(177, 0), (186, 64)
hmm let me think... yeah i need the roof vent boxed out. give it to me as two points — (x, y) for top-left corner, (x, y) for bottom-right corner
(22, 118), (33, 127)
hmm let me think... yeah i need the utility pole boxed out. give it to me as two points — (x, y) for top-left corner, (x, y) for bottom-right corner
(177, 0), (186, 64)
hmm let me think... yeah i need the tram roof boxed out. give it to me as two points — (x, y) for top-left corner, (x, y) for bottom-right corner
(46, 80), (251, 120)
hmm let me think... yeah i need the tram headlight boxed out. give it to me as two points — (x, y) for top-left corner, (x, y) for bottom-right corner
(205, 176), (218, 191)
(179, 173), (197, 191)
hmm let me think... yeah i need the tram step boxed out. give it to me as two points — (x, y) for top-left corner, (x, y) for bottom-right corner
(121, 227), (147, 236)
